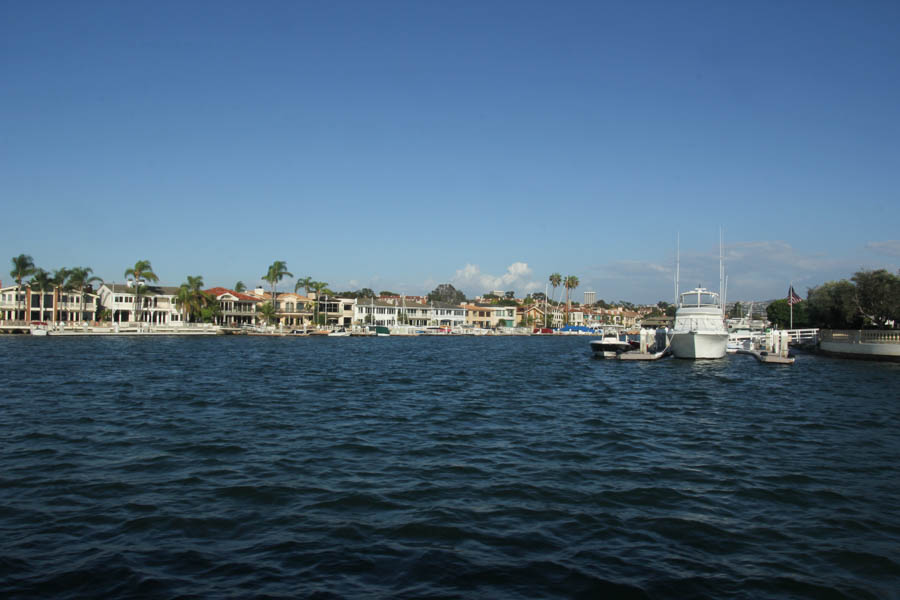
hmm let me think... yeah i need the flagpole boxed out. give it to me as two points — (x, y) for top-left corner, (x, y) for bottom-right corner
(789, 281), (793, 329)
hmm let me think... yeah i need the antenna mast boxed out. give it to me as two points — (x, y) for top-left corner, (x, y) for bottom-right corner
(675, 233), (680, 305)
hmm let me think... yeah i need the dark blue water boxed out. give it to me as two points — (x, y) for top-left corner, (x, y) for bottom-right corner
(1, 336), (898, 599)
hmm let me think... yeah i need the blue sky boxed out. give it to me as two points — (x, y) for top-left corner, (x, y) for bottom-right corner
(3, 1), (899, 303)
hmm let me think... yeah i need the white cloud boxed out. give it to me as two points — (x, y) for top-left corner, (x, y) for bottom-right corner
(451, 262), (541, 296)
(866, 240), (900, 257)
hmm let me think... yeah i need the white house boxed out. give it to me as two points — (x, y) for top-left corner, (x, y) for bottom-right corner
(97, 282), (183, 324)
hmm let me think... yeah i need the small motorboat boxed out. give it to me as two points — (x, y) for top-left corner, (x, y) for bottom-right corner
(590, 331), (632, 358)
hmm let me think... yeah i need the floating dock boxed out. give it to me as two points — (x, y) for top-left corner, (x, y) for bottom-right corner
(738, 349), (795, 364)
(617, 348), (669, 361)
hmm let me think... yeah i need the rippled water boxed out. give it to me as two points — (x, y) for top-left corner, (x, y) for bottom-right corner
(1, 336), (898, 599)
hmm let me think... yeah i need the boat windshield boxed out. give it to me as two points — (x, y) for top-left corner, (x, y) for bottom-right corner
(679, 288), (719, 307)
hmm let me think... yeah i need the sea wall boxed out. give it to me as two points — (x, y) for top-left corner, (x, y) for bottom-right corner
(818, 329), (900, 361)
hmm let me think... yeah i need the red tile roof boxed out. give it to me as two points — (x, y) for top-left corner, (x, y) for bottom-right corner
(204, 287), (262, 302)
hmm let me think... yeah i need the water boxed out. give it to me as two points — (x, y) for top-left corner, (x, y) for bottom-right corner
(1, 336), (898, 599)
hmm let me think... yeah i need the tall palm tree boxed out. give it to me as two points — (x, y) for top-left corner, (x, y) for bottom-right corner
(295, 276), (313, 297)
(311, 281), (329, 326)
(67, 267), (102, 323)
(124, 260), (158, 324)
(29, 269), (53, 322)
(548, 273), (561, 327)
(175, 284), (193, 324)
(234, 281), (246, 293)
(51, 268), (70, 323)
(263, 261), (293, 310)
(564, 275), (579, 325)
(10, 254), (35, 321)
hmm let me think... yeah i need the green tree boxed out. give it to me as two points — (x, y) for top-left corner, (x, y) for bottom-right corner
(175, 285), (195, 324)
(379, 290), (397, 297)
(807, 280), (860, 329)
(175, 275), (208, 324)
(124, 260), (159, 324)
(766, 298), (809, 329)
(257, 301), (277, 325)
(358, 287), (375, 299)
(263, 261), (293, 307)
(427, 283), (466, 305)
(234, 281), (246, 293)
(728, 302), (744, 319)
(9, 254), (36, 321)
(200, 301), (222, 323)
(852, 269), (900, 328)
(295, 276), (313, 296)
(66, 267), (102, 322)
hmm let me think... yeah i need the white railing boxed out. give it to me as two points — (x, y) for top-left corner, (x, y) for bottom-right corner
(819, 330), (900, 344)
(784, 328), (819, 344)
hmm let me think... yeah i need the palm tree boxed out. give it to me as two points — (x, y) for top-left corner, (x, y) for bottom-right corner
(175, 284), (193, 324)
(50, 268), (70, 323)
(257, 301), (277, 325)
(9, 254), (35, 321)
(564, 275), (579, 325)
(548, 273), (561, 327)
(124, 260), (159, 325)
(295, 276), (313, 297)
(234, 281), (246, 293)
(29, 269), (53, 322)
(262, 261), (293, 311)
(175, 276), (207, 324)
(311, 281), (329, 326)
(66, 267), (101, 323)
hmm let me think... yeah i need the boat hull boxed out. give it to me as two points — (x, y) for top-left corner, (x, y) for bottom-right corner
(590, 340), (631, 358)
(671, 332), (728, 359)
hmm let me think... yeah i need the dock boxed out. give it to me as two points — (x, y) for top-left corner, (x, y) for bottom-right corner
(617, 348), (669, 361)
(738, 348), (795, 364)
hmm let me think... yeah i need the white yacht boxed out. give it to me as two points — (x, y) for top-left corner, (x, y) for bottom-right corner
(670, 287), (728, 359)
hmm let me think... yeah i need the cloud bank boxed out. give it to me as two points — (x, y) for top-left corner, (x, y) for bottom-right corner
(866, 240), (900, 257)
(451, 262), (542, 296)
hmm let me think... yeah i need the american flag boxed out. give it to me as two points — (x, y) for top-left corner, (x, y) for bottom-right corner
(788, 286), (802, 305)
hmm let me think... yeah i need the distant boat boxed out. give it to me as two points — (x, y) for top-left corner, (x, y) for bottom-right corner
(367, 325), (390, 337)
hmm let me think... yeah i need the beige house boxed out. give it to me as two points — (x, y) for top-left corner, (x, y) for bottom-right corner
(463, 304), (518, 329)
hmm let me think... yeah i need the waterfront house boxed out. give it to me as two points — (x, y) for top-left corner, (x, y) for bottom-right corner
(463, 304), (518, 329)
(204, 287), (260, 326)
(96, 282), (182, 324)
(276, 292), (313, 328)
(315, 294), (356, 327)
(353, 298), (401, 327)
(1, 284), (100, 323)
(353, 299), (466, 329)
